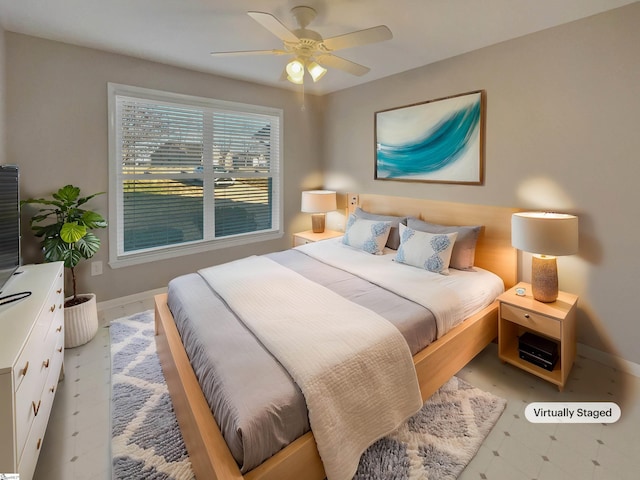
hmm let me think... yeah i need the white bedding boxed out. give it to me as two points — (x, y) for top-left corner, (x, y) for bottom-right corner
(297, 237), (505, 338)
(199, 256), (422, 480)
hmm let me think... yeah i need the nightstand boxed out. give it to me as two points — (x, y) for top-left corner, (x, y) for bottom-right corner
(498, 282), (578, 391)
(293, 229), (343, 246)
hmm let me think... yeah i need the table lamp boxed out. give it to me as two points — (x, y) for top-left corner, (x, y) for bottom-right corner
(511, 212), (578, 302)
(301, 190), (337, 233)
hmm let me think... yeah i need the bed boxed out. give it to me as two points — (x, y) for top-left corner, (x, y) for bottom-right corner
(154, 193), (518, 480)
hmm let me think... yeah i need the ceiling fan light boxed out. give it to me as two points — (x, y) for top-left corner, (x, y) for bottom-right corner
(286, 58), (305, 84)
(287, 74), (304, 85)
(308, 61), (327, 82)
(286, 58), (304, 77)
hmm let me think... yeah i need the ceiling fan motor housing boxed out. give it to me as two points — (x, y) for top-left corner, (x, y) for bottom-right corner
(291, 6), (317, 29)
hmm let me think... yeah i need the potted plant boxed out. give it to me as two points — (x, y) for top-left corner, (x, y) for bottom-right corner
(21, 185), (107, 347)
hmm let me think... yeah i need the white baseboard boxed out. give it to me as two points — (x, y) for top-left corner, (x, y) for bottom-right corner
(578, 343), (640, 378)
(97, 287), (167, 312)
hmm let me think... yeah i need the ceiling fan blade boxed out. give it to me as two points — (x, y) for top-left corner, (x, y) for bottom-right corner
(317, 54), (370, 76)
(322, 25), (392, 51)
(248, 11), (299, 43)
(210, 49), (287, 57)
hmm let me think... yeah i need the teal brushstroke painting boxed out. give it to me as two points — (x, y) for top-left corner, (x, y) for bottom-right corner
(375, 91), (484, 184)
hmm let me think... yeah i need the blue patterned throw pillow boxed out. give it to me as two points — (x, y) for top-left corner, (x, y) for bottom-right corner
(395, 224), (458, 274)
(342, 215), (392, 255)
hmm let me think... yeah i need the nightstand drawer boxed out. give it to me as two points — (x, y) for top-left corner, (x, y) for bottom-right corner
(501, 304), (561, 339)
(293, 236), (311, 246)
(293, 230), (343, 247)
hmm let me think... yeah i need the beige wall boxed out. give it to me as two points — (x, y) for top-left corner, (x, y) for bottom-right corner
(5, 33), (323, 302)
(4, 4), (640, 366)
(322, 3), (640, 365)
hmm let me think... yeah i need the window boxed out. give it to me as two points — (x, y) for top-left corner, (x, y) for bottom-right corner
(108, 84), (282, 267)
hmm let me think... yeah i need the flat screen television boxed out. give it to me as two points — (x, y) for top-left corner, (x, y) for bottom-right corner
(0, 165), (20, 294)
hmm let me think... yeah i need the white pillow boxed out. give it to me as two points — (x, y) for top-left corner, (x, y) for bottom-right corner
(342, 215), (392, 255)
(395, 224), (458, 274)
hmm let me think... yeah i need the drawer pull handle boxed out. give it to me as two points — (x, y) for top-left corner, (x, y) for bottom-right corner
(57, 347), (63, 353)
(43, 358), (50, 368)
(524, 314), (530, 319)
(56, 326), (62, 333)
(21, 361), (29, 377)
(50, 304), (56, 312)
(32, 400), (41, 416)
(37, 437), (42, 450)
(50, 386), (55, 393)
(56, 288), (63, 294)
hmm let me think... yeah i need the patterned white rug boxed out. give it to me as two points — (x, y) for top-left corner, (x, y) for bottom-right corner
(111, 311), (194, 480)
(110, 310), (506, 480)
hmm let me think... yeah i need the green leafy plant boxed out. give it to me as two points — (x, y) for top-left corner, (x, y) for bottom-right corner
(21, 185), (107, 306)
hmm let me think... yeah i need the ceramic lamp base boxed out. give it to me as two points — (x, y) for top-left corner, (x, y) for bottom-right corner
(532, 255), (558, 303)
(311, 213), (326, 233)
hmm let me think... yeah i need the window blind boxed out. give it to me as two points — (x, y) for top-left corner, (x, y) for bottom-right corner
(109, 85), (281, 265)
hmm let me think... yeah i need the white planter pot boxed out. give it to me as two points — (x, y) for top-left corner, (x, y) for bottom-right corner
(64, 293), (99, 348)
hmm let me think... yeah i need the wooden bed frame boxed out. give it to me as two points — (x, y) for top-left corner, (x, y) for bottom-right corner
(154, 194), (519, 480)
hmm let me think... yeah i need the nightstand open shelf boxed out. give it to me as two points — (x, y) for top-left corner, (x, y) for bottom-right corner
(499, 322), (564, 385)
(498, 282), (578, 391)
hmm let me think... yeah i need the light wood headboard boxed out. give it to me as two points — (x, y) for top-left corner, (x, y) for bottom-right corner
(347, 193), (518, 289)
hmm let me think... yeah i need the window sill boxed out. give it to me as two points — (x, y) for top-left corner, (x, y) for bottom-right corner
(108, 230), (283, 269)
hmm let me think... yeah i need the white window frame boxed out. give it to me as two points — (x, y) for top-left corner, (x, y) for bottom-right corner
(107, 83), (283, 268)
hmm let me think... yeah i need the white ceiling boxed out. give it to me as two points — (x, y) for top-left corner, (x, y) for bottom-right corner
(0, 0), (635, 96)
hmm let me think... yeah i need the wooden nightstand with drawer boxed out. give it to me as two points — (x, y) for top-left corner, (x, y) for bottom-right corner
(293, 229), (343, 246)
(498, 282), (578, 391)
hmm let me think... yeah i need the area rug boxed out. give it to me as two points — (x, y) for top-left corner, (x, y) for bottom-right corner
(111, 310), (194, 480)
(110, 310), (506, 480)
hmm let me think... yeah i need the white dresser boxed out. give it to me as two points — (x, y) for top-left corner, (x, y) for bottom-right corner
(0, 262), (65, 479)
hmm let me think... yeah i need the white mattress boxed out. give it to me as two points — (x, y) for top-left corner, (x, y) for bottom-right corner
(297, 237), (505, 337)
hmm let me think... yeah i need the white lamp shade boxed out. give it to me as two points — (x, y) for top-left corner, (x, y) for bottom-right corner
(307, 61), (327, 82)
(512, 212), (578, 256)
(286, 74), (304, 85)
(301, 190), (337, 213)
(286, 58), (304, 76)
(286, 58), (305, 84)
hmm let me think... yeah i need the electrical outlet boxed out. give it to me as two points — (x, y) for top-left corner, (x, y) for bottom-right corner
(91, 261), (103, 276)
(349, 194), (359, 206)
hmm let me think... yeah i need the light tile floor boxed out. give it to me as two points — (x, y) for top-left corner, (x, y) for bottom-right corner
(34, 297), (156, 480)
(34, 296), (640, 480)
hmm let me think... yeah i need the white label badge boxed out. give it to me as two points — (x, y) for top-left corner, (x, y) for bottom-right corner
(525, 402), (620, 423)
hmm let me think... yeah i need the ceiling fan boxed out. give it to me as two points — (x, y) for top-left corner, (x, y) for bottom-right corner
(210, 5), (393, 84)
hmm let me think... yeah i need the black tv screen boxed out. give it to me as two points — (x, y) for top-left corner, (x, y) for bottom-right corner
(0, 165), (20, 294)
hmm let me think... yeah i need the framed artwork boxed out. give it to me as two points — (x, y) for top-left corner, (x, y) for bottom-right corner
(375, 90), (485, 185)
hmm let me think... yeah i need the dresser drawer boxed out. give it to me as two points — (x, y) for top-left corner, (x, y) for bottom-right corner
(14, 353), (50, 460)
(18, 362), (59, 480)
(500, 303), (561, 339)
(15, 345), (58, 457)
(12, 321), (48, 394)
(44, 305), (64, 354)
(19, 339), (62, 479)
(14, 317), (62, 462)
(13, 277), (63, 390)
(45, 334), (64, 398)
